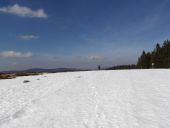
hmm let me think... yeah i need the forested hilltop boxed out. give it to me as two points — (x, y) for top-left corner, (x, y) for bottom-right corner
(137, 40), (170, 69)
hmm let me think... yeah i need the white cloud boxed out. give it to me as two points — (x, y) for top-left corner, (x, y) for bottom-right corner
(89, 55), (103, 60)
(19, 35), (39, 40)
(0, 51), (33, 58)
(0, 4), (48, 18)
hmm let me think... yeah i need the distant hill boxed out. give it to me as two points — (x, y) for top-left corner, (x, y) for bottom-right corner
(0, 68), (88, 74)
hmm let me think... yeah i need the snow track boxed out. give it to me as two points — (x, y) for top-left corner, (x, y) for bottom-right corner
(0, 70), (170, 128)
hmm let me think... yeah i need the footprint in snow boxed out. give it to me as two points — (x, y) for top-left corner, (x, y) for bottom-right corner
(12, 109), (26, 119)
(0, 116), (11, 126)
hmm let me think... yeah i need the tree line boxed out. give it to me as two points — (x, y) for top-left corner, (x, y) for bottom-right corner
(106, 39), (170, 70)
(137, 40), (170, 69)
(106, 64), (136, 70)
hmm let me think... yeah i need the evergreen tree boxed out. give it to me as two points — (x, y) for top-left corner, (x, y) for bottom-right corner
(137, 51), (151, 69)
(153, 43), (163, 68)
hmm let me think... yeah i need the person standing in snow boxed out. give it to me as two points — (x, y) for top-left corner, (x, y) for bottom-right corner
(98, 65), (101, 70)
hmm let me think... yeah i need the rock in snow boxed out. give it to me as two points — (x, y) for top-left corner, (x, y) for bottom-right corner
(0, 69), (170, 128)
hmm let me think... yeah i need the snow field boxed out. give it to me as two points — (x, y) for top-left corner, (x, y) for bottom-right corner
(0, 70), (170, 128)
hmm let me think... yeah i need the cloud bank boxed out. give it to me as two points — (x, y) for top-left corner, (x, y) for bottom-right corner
(0, 51), (33, 58)
(19, 35), (39, 40)
(0, 4), (48, 18)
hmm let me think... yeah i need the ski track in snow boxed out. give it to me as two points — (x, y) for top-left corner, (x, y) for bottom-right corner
(0, 70), (170, 128)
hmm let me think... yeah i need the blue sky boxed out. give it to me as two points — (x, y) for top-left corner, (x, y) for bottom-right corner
(0, 0), (170, 70)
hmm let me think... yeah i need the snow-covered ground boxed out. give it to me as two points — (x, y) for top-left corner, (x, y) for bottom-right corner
(0, 69), (170, 128)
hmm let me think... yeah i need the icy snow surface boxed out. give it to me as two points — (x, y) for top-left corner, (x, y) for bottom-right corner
(0, 69), (170, 128)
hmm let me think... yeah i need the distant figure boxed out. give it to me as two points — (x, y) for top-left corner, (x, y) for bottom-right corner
(152, 63), (155, 69)
(98, 65), (101, 70)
